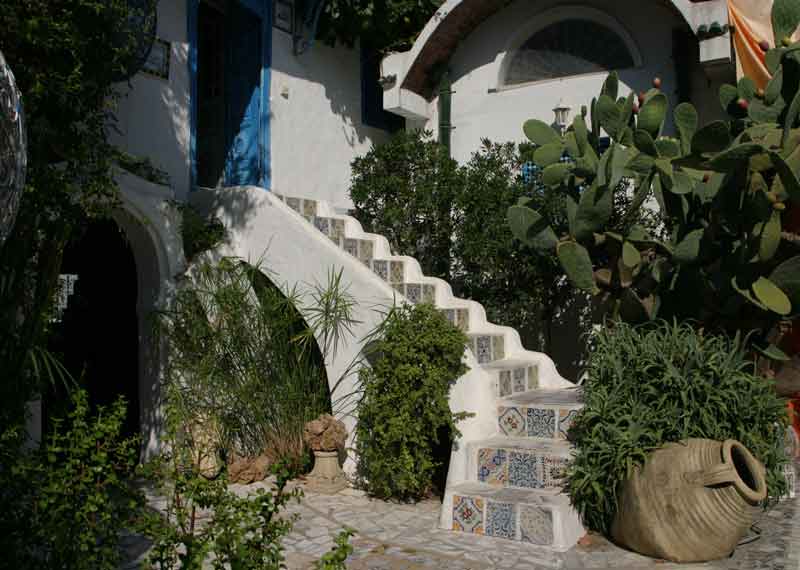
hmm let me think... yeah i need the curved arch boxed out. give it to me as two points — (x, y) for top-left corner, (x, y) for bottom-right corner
(114, 171), (186, 459)
(398, 0), (698, 99)
(496, 6), (642, 89)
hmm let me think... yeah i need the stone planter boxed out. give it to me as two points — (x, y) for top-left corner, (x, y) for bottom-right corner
(611, 438), (767, 563)
(305, 450), (347, 494)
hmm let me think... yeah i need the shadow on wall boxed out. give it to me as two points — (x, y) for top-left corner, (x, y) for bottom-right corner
(271, 33), (380, 149)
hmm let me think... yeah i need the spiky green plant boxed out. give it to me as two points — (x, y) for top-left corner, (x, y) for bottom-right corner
(508, 0), (800, 362)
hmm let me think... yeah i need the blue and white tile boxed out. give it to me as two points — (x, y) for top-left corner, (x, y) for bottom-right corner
(492, 336), (505, 360)
(302, 199), (317, 216)
(527, 408), (555, 439)
(486, 501), (516, 539)
(498, 407), (525, 437)
(343, 238), (358, 257)
(498, 371), (512, 398)
(512, 368), (526, 393)
(542, 455), (569, 488)
(508, 451), (542, 489)
(474, 336), (492, 364)
(405, 284), (422, 304)
(372, 260), (388, 281)
(422, 285), (436, 304)
(389, 261), (404, 283)
(313, 217), (330, 235)
(358, 240), (373, 266)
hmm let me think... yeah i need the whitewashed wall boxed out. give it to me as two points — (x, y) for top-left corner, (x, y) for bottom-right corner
(270, 33), (388, 211)
(419, 0), (727, 165)
(112, 0), (192, 201)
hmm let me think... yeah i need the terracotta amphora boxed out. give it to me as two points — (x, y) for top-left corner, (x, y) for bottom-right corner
(611, 438), (767, 563)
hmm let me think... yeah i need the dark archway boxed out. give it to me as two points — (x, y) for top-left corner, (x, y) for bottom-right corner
(49, 218), (140, 439)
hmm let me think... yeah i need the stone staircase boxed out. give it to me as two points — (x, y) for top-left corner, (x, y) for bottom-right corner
(273, 192), (585, 550)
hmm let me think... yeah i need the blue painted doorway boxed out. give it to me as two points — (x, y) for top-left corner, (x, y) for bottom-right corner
(192, 0), (271, 190)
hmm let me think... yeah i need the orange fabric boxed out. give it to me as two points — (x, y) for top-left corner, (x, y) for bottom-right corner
(729, 0), (772, 90)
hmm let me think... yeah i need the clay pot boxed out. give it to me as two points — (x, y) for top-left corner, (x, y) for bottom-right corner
(611, 439), (767, 563)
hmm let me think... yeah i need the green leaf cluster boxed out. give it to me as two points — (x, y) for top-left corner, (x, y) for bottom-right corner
(567, 321), (789, 534)
(158, 258), (359, 471)
(355, 303), (470, 501)
(509, 35), (800, 351)
(0, 390), (142, 569)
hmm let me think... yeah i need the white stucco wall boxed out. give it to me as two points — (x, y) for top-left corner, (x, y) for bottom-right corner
(112, 0), (192, 201)
(417, 0), (729, 165)
(270, 33), (389, 211)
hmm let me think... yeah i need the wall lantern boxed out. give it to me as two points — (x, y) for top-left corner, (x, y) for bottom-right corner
(0, 50), (26, 246)
(553, 99), (572, 135)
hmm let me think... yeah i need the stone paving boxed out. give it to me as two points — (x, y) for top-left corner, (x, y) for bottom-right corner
(121, 462), (800, 570)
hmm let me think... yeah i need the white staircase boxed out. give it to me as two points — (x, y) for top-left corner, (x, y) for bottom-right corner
(194, 186), (584, 550)
(272, 192), (585, 550)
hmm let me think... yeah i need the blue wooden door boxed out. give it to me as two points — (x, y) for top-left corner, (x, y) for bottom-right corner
(224, 1), (262, 186)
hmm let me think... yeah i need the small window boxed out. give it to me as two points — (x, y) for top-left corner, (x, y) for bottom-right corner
(505, 19), (634, 86)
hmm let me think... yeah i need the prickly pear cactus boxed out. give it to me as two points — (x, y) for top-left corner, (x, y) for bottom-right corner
(508, 0), (800, 359)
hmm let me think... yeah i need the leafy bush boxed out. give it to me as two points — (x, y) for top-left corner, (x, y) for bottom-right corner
(350, 130), (460, 280)
(355, 303), (470, 500)
(350, 135), (660, 357)
(138, 455), (302, 570)
(566, 320), (789, 534)
(0, 390), (142, 570)
(314, 529), (354, 570)
(159, 258), (357, 471)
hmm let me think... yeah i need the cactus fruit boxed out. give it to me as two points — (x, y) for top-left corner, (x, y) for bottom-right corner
(759, 40), (771, 52)
(783, 36), (793, 46)
(653, 77), (662, 89)
(737, 98), (750, 110)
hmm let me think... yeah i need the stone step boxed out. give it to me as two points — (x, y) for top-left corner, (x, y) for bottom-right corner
(497, 392), (582, 441)
(443, 482), (583, 550)
(469, 333), (505, 364)
(468, 437), (572, 491)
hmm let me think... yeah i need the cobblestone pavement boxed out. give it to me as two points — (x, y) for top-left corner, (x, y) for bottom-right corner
(122, 464), (800, 570)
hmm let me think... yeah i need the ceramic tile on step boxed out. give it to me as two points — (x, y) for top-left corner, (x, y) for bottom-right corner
(358, 240), (373, 266)
(542, 455), (568, 488)
(528, 365), (539, 391)
(519, 504), (553, 545)
(486, 501), (516, 539)
(477, 448), (507, 486)
(512, 368), (526, 393)
(498, 407), (526, 437)
(372, 260), (388, 281)
(452, 495), (484, 534)
(422, 284), (436, 304)
(527, 408), (555, 439)
(389, 261), (404, 283)
(344, 238), (358, 257)
(330, 219), (345, 242)
(558, 409), (579, 440)
(314, 217), (330, 235)
(498, 371), (512, 398)
(405, 284), (422, 304)
(492, 336), (505, 360)
(474, 336), (492, 364)
(392, 282), (404, 293)
(455, 309), (469, 332)
(303, 200), (317, 216)
(286, 197), (301, 212)
(508, 451), (542, 489)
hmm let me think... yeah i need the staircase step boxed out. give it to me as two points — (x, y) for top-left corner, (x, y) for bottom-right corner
(370, 259), (405, 284)
(498, 397), (581, 441)
(469, 333), (505, 363)
(444, 482), (583, 549)
(469, 437), (572, 490)
(496, 365), (539, 397)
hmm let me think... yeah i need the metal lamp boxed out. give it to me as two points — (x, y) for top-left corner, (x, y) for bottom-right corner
(553, 99), (572, 135)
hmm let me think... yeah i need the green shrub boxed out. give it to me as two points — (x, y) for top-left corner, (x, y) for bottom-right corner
(137, 455), (302, 570)
(177, 203), (225, 262)
(350, 130), (460, 280)
(158, 258), (357, 471)
(0, 390), (142, 570)
(567, 320), (788, 534)
(355, 303), (470, 500)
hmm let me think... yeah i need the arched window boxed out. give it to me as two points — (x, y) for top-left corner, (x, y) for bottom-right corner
(505, 19), (635, 86)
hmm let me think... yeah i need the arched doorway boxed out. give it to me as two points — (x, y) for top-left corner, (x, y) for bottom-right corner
(49, 218), (141, 439)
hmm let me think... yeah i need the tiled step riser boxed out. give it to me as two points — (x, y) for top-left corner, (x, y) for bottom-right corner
(452, 494), (556, 545)
(471, 334), (505, 363)
(498, 406), (579, 440)
(498, 366), (539, 397)
(476, 447), (569, 490)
